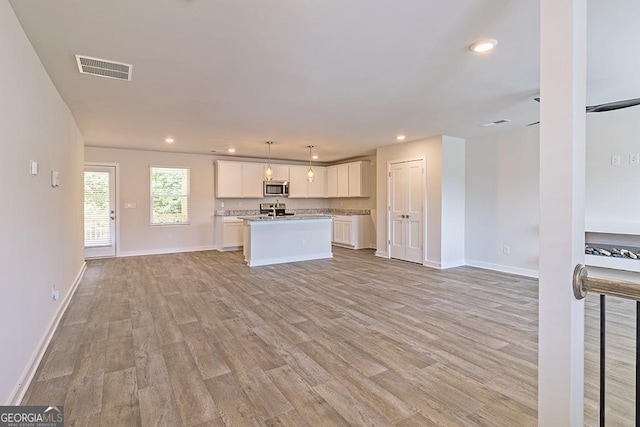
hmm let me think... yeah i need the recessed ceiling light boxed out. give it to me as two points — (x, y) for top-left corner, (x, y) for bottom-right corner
(396, 135), (406, 141)
(165, 137), (174, 143)
(227, 148), (236, 153)
(312, 155), (319, 160)
(470, 39), (498, 53)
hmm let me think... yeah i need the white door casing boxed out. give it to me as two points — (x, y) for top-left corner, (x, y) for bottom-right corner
(389, 159), (424, 263)
(84, 165), (117, 258)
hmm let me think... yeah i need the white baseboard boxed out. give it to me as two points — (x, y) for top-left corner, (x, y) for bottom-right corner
(8, 262), (87, 405)
(465, 259), (539, 278)
(440, 259), (466, 269)
(423, 260), (441, 269)
(118, 245), (215, 258)
(247, 252), (333, 267)
(374, 250), (388, 258)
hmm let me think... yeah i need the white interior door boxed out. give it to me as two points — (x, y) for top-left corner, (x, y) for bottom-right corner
(389, 160), (424, 263)
(84, 165), (116, 258)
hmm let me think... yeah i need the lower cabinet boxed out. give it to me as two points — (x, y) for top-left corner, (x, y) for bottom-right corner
(332, 215), (370, 249)
(216, 216), (244, 251)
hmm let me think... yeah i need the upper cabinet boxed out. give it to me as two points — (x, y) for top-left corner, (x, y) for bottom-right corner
(348, 161), (368, 197)
(308, 167), (327, 198)
(337, 164), (349, 197)
(265, 164), (290, 182)
(216, 160), (263, 198)
(328, 161), (370, 198)
(216, 159), (369, 199)
(289, 165), (326, 198)
(242, 163), (264, 198)
(216, 161), (242, 198)
(327, 166), (338, 198)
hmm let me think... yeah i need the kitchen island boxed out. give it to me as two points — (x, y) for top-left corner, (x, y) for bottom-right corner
(238, 215), (333, 267)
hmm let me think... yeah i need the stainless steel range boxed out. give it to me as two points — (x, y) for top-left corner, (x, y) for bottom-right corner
(259, 202), (290, 216)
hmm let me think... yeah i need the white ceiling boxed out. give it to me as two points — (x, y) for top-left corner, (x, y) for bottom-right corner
(9, 0), (640, 162)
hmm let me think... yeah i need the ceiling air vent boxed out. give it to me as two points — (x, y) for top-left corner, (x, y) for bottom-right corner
(481, 119), (511, 127)
(75, 54), (132, 81)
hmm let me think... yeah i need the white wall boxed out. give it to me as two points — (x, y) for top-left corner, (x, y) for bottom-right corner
(85, 147), (218, 256)
(376, 136), (443, 265)
(1, 2), (85, 404)
(465, 126), (540, 277)
(465, 108), (640, 279)
(586, 107), (640, 226)
(441, 136), (466, 268)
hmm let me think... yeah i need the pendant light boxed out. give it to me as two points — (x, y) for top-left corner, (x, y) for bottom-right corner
(265, 141), (273, 181)
(307, 145), (315, 183)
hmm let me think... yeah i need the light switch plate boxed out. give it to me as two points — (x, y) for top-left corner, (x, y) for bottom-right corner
(30, 160), (39, 176)
(51, 171), (59, 187)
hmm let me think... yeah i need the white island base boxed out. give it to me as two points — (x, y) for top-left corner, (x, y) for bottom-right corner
(240, 216), (333, 267)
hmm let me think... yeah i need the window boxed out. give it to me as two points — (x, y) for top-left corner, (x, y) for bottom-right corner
(150, 166), (190, 225)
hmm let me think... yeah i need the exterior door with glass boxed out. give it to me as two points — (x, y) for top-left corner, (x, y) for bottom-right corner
(84, 165), (116, 258)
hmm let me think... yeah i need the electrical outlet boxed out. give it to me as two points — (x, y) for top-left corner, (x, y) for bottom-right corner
(611, 155), (621, 166)
(503, 245), (510, 255)
(630, 153), (639, 165)
(221, 202), (225, 208)
(52, 284), (59, 301)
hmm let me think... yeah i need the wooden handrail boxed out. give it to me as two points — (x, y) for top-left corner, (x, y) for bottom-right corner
(573, 264), (640, 301)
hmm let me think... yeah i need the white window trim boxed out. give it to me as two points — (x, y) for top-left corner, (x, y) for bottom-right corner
(149, 165), (191, 226)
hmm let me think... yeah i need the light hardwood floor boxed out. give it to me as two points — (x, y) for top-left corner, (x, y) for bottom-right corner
(22, 248), (636, 426)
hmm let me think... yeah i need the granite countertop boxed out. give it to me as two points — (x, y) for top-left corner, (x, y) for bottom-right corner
(237, 214), (332, 222)
(216, 208), (370, 217)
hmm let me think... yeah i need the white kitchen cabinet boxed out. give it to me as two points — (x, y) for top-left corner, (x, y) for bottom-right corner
(289, 165), (326, 198)
(327, 166), (338, 198)
(308, 167), (326, 198)
(217, 159), (369, 198)
(332, 215), (371, 249)
(214, 216), (243, 251)
(242, 163), (264, 198)
(222, 217), (244, 249)
(326, 161), (370, 198)
(216, 161), (243, 198)
(337, 164), (349, 197)
(348, 161), (369, 196)
(288, 166), (309, 198)
(332, 216), (353, 245)
(264, 164), (290, 182)
(216, 161), (264, 198)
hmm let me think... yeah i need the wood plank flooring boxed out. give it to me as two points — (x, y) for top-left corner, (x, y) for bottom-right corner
(21, 248), (636, 426)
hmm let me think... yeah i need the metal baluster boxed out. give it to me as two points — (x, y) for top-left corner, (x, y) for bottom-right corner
(572, 265), (640, 426)
(601, 294), (606, 427)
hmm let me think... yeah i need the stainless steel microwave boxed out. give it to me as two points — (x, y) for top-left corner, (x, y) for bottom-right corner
(263, 181), (289, 197)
